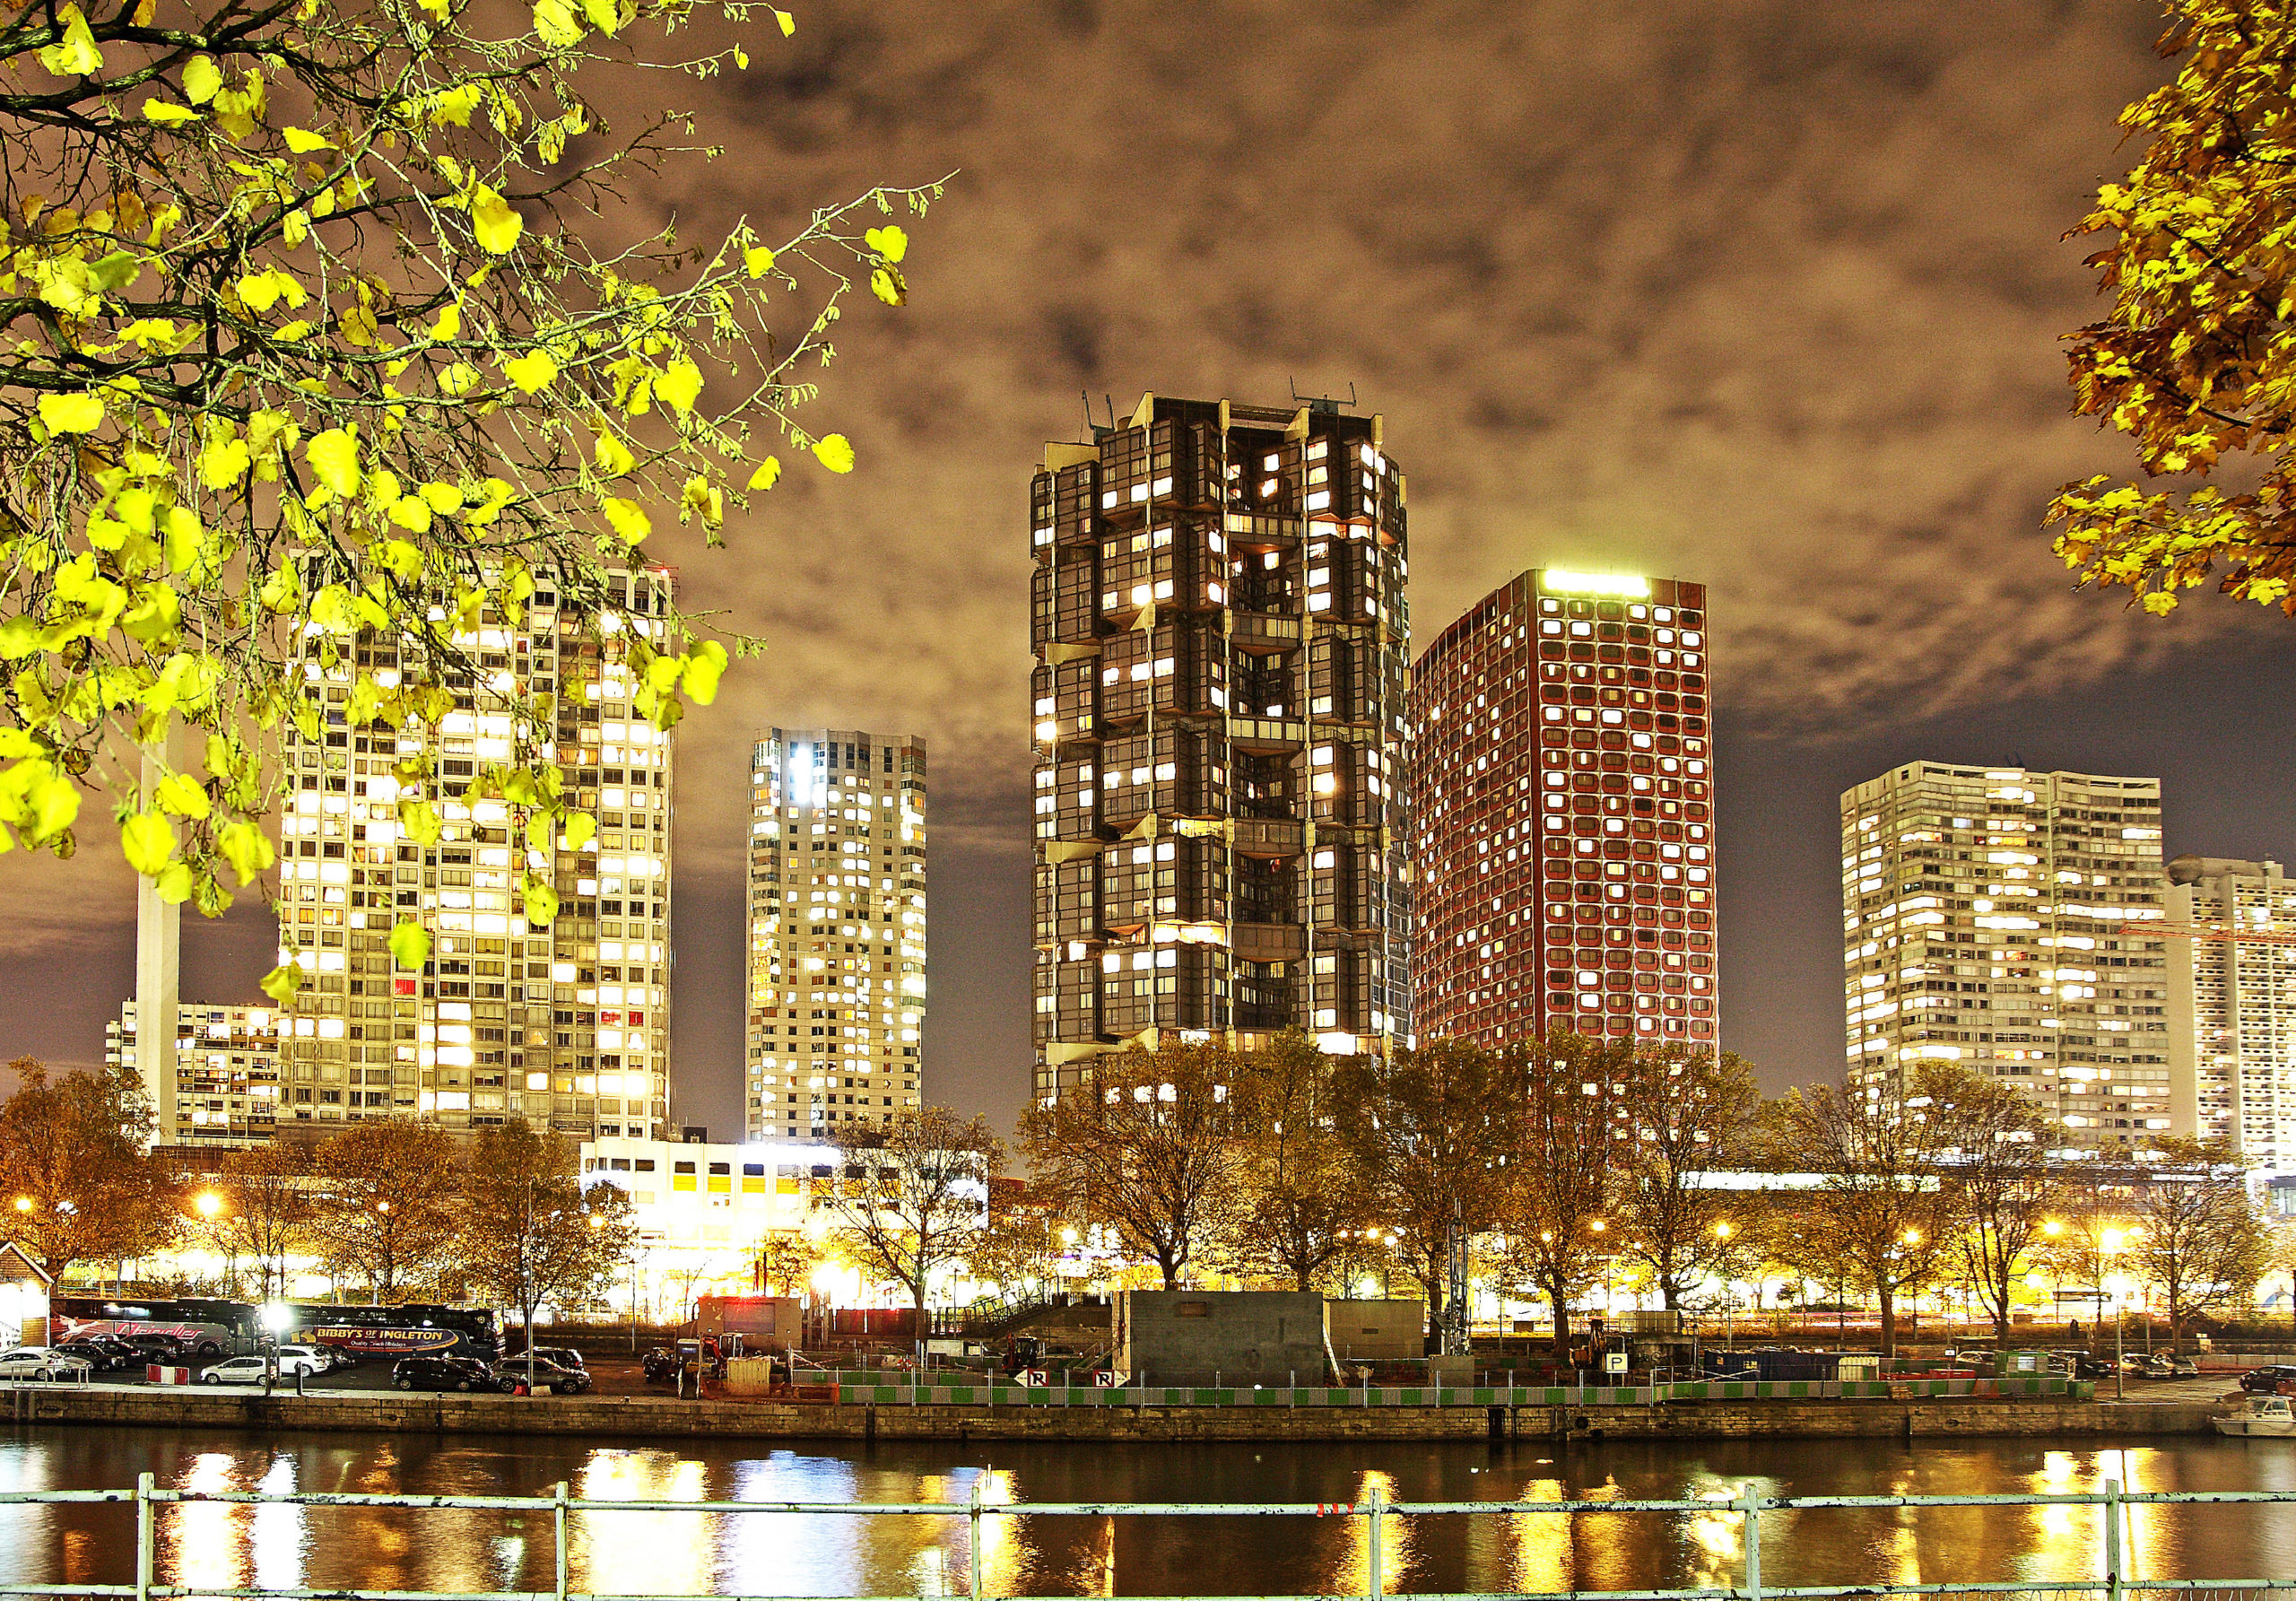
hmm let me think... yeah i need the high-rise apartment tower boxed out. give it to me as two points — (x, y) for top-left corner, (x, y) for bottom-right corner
(1029, 393), (1412, 1096)
(2165, 855), (2296, 1168)
(1840, 762), (2169, 1150)
(274, 564), (675, 1139)
(745, 728), (927, 1138)
(1411, 570), (1718, 1050)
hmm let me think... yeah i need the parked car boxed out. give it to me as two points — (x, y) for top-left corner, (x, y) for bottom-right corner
(391, 1356), (495, 1393)
(202, 1355), (285, 1387)
(498, 1357), (592, 1396)
(0, 1348), (94, 1381)
(2071, 1354), (2118, 1380)
(119, 1332), (193, 1362)
(503, 1345), (587, 1372)
(2144, 1354), (2201, 1379)
(2240, 1364), (2296, 1394)
(54, 1338), (138, 1373)
(274, 1344), (336, 1374)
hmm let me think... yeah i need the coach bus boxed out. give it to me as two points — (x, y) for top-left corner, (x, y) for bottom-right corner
(283, 1303), (503, 1363)
(52, 1297), (257, 1357)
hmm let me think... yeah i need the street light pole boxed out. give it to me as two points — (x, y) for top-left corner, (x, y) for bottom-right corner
(2115, 1295), (2125, 1402)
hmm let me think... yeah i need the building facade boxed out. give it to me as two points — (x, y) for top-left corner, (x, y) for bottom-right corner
(744, 729), (927, 1139)
(106, 1001), (282, 1147)
(274, 564), (674, 1139)
(2165, 856), (2296, 1169)
(1410, 570), (1718, 1050)
(1028, 394), (1412, 1097)
(1841, 763), (2169, 1150)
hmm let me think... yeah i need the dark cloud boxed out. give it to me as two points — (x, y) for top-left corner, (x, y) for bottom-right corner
(9, 0), (2288, 1134)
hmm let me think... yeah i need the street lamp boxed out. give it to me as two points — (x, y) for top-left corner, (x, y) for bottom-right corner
(11, 1196), (30, 1214)
(195, 1192), (222, 1220)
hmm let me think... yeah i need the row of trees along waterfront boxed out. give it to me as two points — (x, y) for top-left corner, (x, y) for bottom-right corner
(6, 1037), (2287, 1356)
(0, 1058), (634, 1327)
(1017, 1029), (2283, 1356)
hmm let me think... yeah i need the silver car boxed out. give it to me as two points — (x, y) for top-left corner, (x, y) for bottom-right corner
(0, 1347), (94, 1381)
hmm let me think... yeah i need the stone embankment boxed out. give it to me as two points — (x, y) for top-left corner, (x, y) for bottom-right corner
(0, 1384), (2220, 1441)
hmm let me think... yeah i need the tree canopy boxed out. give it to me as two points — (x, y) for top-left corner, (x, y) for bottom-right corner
(2049, 0), (2296, 618)
(0, 0), (934, 995)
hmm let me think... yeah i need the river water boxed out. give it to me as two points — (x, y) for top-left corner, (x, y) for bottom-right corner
(4, 1427), (2296, 1598)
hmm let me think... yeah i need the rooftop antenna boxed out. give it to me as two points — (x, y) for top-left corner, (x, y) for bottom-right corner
(1288, 378), (1359, 413)
(1081, 390), (1094, 435)
(1103, 393), (1118, 430)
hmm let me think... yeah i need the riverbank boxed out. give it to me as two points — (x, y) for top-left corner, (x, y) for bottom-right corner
(0, 1383), (2222, 1441)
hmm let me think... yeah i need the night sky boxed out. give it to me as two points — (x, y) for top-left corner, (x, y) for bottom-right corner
(5, 1), (2292, 1142)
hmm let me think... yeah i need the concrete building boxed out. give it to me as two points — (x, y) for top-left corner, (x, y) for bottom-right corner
(1841, 763), (2170, 1151)
(106, 1001), (281, 1147)
(1410, 570), (1717, 1050)
(1029, 394), (1413, 1096)
(744, 728), (927, 1139)
(274, 564), (675, 1139)
(2166, 856), (2296, 1168)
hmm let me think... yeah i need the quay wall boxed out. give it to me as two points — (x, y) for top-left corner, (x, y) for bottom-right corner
(0, 1385), (2220, 1441)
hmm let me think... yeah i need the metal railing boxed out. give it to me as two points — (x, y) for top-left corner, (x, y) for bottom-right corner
(4, 1478), (2293, 1601)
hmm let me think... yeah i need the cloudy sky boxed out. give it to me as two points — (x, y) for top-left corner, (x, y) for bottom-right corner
(8, 0), (2294, 1137)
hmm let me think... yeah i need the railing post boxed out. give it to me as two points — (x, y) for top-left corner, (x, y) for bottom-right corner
(968, 1474), (985, 1601)
(2102, 1479), (2123, 1601)
(135, 1471), (154, 1601)
(1740, 1482), (1762, 1601)
(552, 1481), (570, 1601)
(1366, 1484), (1386, 1600)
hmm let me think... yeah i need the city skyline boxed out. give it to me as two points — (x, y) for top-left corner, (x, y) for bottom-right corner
(8, 4), (2296, 1141)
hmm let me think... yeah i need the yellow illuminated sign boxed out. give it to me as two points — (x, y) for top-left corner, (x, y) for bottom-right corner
(1540, 570), (1649, 598)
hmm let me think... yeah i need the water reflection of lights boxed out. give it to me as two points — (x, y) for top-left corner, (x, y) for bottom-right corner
(1683, 1484), (1745, 1593)
(1330, 1469), (1405, 1597)
(250, 1457), (302, 1593)
(175, 1453), (244, 1594)
(1501, 1476), (1573, 1594)
(578, 1451), (710, 1599)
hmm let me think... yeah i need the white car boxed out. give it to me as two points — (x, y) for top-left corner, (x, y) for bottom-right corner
(0, 1347), (94, 1381)
(201, 1353), (321, 1386)
(274, 1344), (335, 1372)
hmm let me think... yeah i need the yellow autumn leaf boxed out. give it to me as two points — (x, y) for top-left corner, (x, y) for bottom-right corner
(594, 427), (636, 476)
(304, 428), (361, 496)
(870, 265), (907, 306)
(471, 187), (523, 254)
(38, 392), (105, 434)
(745, 246), (776, 278)
(142, 100), (202, 124)
(120, 810), (176, 875)
(747, 456), (782, 492)
(153, 771), (212, 820)
(534, 0), (583, 46)
(774, 9), (795, 35)
(283, 126), (333, 153)
(602, 498), (651, 544)
(388, 919), (431, 970)
(502, 350), (559, 393)
(865, 225), (908, 263)
(683, 640), (728, 704)
(657, 357), (703, 414)
(38, 4), (101, 75)
(812, 433), (856, 474)
(259, 964), (302, 1005)
(182, 55), (222, 104)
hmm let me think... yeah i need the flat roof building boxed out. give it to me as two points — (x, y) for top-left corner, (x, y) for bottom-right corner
(1411, 570), (1718, 1050)
(1029, 394), (1412, 1093)
(744, 729), (926, 1139)
(1841, 762), (2170, 1151)
(2166, 856), (2296, 1169)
